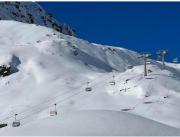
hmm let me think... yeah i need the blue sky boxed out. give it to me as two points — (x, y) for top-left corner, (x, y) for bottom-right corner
(39, 2), (180, 61)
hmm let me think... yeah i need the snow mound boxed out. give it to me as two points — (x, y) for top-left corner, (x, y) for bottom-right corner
(1, 110), (180, 136)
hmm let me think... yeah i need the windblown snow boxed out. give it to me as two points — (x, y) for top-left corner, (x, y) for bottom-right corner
(0, 20), (180, 135)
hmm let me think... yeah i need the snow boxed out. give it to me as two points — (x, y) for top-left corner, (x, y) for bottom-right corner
(0, 20), (180, 135)
(1, 110), (180, 136)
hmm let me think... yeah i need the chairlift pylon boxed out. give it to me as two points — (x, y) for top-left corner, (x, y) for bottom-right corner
(156, 50), (169, 69)
(139, 52), (151, 76)
(50, 103), (58, 116)
(12, 114), (20, 127)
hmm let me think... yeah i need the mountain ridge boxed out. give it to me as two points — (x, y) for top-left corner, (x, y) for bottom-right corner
(0, 2), (75, 36)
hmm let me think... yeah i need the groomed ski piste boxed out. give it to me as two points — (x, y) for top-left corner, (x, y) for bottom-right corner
(0, 20), (180, 135)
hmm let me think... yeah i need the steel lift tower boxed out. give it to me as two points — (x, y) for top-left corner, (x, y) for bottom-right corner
(139, 53), (151, 76)
(156, 50), (169, 69)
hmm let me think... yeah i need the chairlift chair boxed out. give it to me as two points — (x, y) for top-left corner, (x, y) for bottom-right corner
(109, 80), (115, 85)
(127, 65), (133, 69)
(85, 82), (92, 92)
(12, 114), (20, 127)
(50, 111), (57, 116)
(146, 61), (151, 65)
(12, 121), (20, 127)
(109, 75), (115, 85)
(173, 58), (178, 63)
(50, 104), (58, 116)
(85, 87), (92, 92)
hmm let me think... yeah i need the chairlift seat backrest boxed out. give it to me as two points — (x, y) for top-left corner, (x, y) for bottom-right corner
(12, 121), (20, 127)
(85, 87), (92, 92)
(50, 110), (57, 116)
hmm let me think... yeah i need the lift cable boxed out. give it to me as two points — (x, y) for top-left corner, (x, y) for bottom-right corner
(18, 73), (114, 125)
(0, 72), (113, 123)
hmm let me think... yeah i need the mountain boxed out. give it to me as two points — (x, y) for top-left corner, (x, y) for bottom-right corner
(0, 2), (75, 36)
(0, 21), (180, 135)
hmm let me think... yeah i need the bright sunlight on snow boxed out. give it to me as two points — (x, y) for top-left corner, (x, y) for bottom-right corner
(0, 20), (180, 135)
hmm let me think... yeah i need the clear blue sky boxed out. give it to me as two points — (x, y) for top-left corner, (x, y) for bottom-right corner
(39, 2), (180, 61)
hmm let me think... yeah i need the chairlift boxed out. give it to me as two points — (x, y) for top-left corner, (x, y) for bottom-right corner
(12, 114), (20, 127)
(109, 80), (115, 85)
(173, 58), (178, 63)
(12, 121), (20, 127)
(145, 92), (151, 97)
(125, 79), (130, 84)
(85, 87), (92, 92)
(128, 65), (133, 69)
(146, 61), (151, 65)
(50, 104), (58, 116)
(85, 82), (92, 92)
(109, 75), (115, 85)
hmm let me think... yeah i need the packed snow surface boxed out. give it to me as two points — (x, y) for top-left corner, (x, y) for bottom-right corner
(0, 20), (180, 135)
(2, 110), (180, 136)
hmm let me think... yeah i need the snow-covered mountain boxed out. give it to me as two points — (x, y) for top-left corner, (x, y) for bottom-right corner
(0, 2), (75, 36)
(0, 20), (180, 135)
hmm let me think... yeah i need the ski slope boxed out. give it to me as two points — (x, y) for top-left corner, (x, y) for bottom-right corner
(0, 20), (180, 135)
(1, 110), (180, 136)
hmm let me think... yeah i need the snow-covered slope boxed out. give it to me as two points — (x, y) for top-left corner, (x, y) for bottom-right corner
(0, 2), (75, 36)
(0, 20), (180, 135)
(2, 110), (180, 136)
